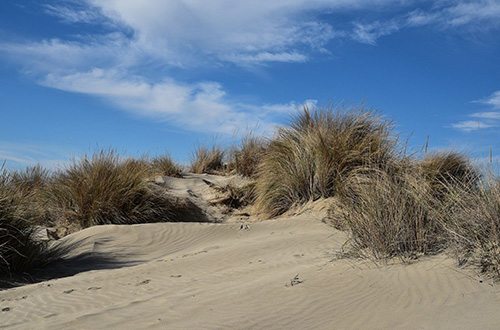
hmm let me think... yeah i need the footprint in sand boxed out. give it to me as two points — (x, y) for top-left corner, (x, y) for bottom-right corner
(88, 287), (102, 291)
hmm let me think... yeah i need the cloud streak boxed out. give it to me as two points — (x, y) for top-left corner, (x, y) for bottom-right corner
(41, 68), (309, 134)
(452, 90), (500, 132)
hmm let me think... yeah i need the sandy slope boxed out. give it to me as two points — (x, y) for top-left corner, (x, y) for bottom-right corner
(1, 175), (500, 329)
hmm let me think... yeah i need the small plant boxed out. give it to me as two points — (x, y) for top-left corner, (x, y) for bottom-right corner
(190, 145), (225, 174)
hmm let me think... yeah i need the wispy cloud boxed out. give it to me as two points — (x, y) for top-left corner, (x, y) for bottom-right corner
(352, 20), (400, 45)
(475, 90), (500, 109)
(451, 120), (497, 132)
(41, 68), (312, 134)
(43, 3), (103, 24)
(0, 142), (73, 169)
(452, 90), (500, 132)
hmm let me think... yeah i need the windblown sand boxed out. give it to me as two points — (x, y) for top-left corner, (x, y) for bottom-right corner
(1, 175), (500, 329)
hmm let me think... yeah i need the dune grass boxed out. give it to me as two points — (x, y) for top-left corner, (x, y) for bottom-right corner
(0, 168), (49, 279)
(338, 162), (446, 259)
(232, 135), (267, 178)
(47, 149), (178, 230)
(255, 104), (397, 217)
(438, 173), (500, 278)
(190, 145), (225, 174)
(151, 154), (182, 177)
(420, 151), (478, 198)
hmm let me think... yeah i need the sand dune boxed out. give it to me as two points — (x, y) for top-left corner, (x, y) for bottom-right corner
(1, 175), (500, 329)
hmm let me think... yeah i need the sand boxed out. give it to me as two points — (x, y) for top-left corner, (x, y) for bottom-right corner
(1, 174), (500, 329)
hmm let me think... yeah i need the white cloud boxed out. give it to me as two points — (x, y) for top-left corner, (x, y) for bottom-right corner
(44, 4), (103, 24)
(451, 120), (497, 132)
(41, 68), (312, 134)
(475, 90), (500, 109)
(471, 111), (500, 119)
(352, 20), (401, 45)
(452, 90), (500, 132)
(406, 1), (500, 29)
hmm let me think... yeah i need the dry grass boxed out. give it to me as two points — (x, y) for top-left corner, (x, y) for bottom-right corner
(47, 149), (178, 230)
(439, 173), (500, 278)
(190, 145), (225, 174)
(0, 168), (49, 279)
(420, 151), (478, 198)
(339, 163), (446, 259)
(210, 182), (257, 209)
(255, 104), (397, 217)
(232, 135), (267, 178)
(151, 154), (182, 177)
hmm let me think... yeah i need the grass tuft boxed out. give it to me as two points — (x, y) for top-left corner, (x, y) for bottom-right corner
(47, 149), (178, 230)
(0, 168), (48, 280)
(339, 164), (446, 259)
(255, 104), (396, 217)
(232, 135), (267, 178)
(190, 145), (225, 174)
(151, 154), (182, 177)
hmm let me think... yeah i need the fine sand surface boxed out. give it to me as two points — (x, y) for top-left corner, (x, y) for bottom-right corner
(2, 175), (500, 329)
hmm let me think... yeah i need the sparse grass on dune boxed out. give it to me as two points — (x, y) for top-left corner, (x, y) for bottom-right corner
(232, 135), (267, 178)
(0, 168), (49, 280)
(420, 151), (478, 198)
(190, 145), (225, 174)
(255, 104), (397, 218)
(339, 163), (446, 259)
(7, 165), (53, 226)
(47, 149), (179, 230)
(439, 173), (500, 279)
(151, 154), (182, 177)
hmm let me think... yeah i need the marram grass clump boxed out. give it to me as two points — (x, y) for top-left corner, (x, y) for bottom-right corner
(190, 145), (225, 174)
(47, 149), (178, 230)
(232, 135), (267, 178)
(0, 168), (49, 280)
(255, 104), (397, 218)
(338, 163), (446, 259)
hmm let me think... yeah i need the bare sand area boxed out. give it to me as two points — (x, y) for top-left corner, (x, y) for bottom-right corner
(1, 174), (500, 329)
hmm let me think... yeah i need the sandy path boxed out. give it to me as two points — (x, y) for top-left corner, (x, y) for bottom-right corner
(1, 212), (500, 329)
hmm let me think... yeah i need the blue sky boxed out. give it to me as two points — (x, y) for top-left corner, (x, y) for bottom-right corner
(1, 0), (500, 169)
